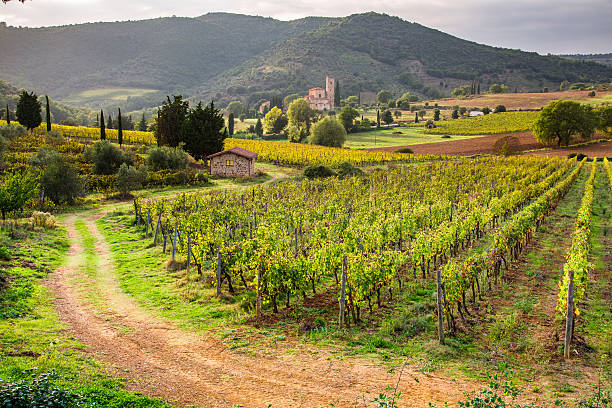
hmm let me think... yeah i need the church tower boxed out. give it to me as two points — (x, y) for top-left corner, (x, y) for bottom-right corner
(326, 76), (335, 108)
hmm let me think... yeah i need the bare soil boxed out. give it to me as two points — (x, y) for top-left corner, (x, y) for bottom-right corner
(46, 213), (476, 408)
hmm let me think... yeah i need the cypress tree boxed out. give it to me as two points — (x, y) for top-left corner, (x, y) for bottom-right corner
(45, 95), (51, 132)
(477, 83), (481, 94)
(255, 118), (263, 136)
(180, 101), (226, 159)
(228, 112), (235, 136)
(100, 110), (106, 140)
(138, 112), (147, 131)
(334, 80), (340, 107)
(415, 112), (419, 123)
(107, 114), (113, 129)
(117, 108), (123, 147)
(5, 103), (9, 124)
(376, 109), (380, 128)
(16, 90), (42, 131)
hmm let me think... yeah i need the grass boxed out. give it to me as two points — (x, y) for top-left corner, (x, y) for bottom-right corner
(0, 221), (172, 407)
(64, 87), (159, 103)
(344, 126), (478, 149)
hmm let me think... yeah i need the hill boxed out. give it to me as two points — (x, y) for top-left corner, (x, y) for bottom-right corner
(560, 53), (612, 66)
(1, 13), (610, 111)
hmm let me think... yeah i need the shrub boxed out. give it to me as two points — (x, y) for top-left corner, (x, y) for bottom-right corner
(308, 117), (346, 148)
(29, 211), (59, 229)
(495, 105), (507, 113)
(588, 90), (596, 97)
(396, 147), (414, 153)
(0, 123), (27, 140)
(303, 165), (336, 179)
(28, 146), (63, 168)
(0, 135), (6, 166)
(0, 246), (10, 261)
(493, 135), (521, 156)
(41, 156), (85, 204)
(146, 145), (189, 171)
(84, 140), (133, 175)
(0, 370), (83, 408)
(334, 162), (364, 178)
(44, 130), (64, 147)
(115, 163), (147, 196)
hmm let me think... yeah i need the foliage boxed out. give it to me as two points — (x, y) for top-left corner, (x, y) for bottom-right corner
(382, 110), (394, 125)
(180, 101), (226, 160)
(377, 90), (393, 105)
(0, 171), (38, 220)
(29, 211), (60, 229)
(117, 107), (124, 146)
(283, 94), (302, 109)
(532, 100), (598, 146)
(489, 83), (509, 94)
(146, 145), (189, 171)
(597, 105), (612, 135)
(40, 155), (85, 204)
(15, 90), (42, 131)
(303, 165), (336, 179)
(287, 125), (308, 143)
(263, 106), (287, 134)
(254, 118), (263, 137)
(493, 136), (521, 156)
(226, 100), (247, 116)
(115, 163), (147, 196)
(84, 140), (133, 175)
(433, 109), (440, 121)
(0, 123), (26, 140)
(287, 98), (317, 133)
(495, 105), (507, 113)
(155, 95), (189, 147)
(338, 106), (360, 132)
(0, 370), (83, 408)
(334, 161), (364, 178)
(228, 112), (235, 136)
(45, 95), (51, 132)
(309, 117), (347, 148)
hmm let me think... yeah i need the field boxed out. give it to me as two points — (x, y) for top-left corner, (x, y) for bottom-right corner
(63, 87), (159, 105)
(428, 90), (612, 110)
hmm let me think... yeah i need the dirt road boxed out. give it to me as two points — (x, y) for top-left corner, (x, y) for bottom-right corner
(46, 212), (474, 408)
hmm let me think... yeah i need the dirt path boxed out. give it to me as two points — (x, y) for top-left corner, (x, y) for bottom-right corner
(47, 211), (476, 408)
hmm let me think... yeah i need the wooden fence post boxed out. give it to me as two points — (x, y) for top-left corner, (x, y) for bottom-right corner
(172, 223), (177, 262)
(216, 252), (222, 297)
(564, 269), (575, 359)
(436, 268), (445, 345)
(153, 213), (161, 245)
(256, 269), (262, 318)
(339, 255), (347, 328)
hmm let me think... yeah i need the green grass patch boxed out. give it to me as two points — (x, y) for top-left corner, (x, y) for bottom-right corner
(344, 126), (479, 149)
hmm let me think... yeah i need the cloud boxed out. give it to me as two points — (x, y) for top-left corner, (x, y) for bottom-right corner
(1, 0), (610, 54)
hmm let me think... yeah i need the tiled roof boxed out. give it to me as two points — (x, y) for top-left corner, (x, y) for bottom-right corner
(207, 147), (258, 160)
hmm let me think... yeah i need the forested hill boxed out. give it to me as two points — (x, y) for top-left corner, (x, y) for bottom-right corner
(1, 12), (610, 110)
(561, 54), (612, 66)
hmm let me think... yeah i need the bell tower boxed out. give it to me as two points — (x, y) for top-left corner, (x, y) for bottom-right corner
(326, 76), (335, 108)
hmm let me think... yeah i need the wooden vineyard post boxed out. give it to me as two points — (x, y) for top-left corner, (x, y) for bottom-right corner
(436, 268), (445, 345)
(187, 235), (191, 273)
(564, 269), (575, 359)
(256, 269), (262, 318)
(172, 223), (177, 262)
(153, 213), (161, 245)
(339, 255), (347, 328)
(145, 209), (151, 236)
(216, 252), (222, 297)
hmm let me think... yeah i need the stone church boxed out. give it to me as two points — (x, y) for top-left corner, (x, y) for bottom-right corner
(305, 76), (335, 111)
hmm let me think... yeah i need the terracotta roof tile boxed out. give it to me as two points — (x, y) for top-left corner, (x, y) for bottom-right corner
(207, 146), (258, 160)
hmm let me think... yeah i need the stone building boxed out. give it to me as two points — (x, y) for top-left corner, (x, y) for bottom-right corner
(207, 147), (258, 177)
(305, 76), (335, 110)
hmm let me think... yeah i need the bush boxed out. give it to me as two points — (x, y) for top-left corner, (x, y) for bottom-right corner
(334, 162), (364, 179)
(493, 135), (521, 156)
(0, 370), (83, 408)
(0, 123), (27, 140)
(495, 105), (507, 113)
(115, 163), (147, 196)
(395, 147), (413, 153)
(308, 117), (346, 148)
(0, 246), (10, 261)
(303, 165), (336, 179)
(41, 155), (85, 204)
(84, 140), (133, 175)
(44, 130), (64, 147)
(146, 145), (189, 171)
(29, 211), (59, 229)
(588, 90), (596, 97)
(0, 135), (6, 166)
(28, 146), (63, 168)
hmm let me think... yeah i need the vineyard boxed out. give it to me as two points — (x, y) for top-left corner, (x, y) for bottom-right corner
(423, 111), (539, 135)
(130, 155), (597, 337)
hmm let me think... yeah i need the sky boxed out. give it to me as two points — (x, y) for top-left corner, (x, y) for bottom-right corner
(1, 0), (611, 55)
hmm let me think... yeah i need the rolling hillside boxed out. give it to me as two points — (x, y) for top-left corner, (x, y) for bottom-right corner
(1, 12), (610, 111)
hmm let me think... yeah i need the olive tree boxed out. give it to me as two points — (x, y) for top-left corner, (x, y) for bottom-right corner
(532, 100), (598, 146)
(309, 117), (346, 148)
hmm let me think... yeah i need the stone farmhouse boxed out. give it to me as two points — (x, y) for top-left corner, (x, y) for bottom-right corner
(305, 76), (335, 110)
(207, 147), (258, 177)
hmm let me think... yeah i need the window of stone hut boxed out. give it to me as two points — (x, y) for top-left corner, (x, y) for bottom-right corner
(226, 159), (234, 166)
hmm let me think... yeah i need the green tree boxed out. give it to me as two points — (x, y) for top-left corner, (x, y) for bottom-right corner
(100, 110), (106, 140)
(16, 90), (42, 131)
(433, 109), (440, 121)
(338, 106), (359, 132)
(117, 107), (123, 147)
(45, 95), (51, 132)
(5, 103), (10, 124)
(263, 106), (287, 134)
(532, 100), (598, 147)
(228, 112), (235, 136)
(381, 110), (393, 125)
(489, 84), (509, 94)
(155, 95), (189, 147)
(115, 163), (146, 197)
(414, 112), (419, 123)
(283, 94), (302, 110)
(377, 90), (393, 105)
(495, 105), (507, 113)
(180, 101), (225, 159)
(226, 101), (246, 117)
(107, 114), (113, 129)
(40, 155), (84, 205)
(255, 118), (263, 137)
(309, 117), (346, 148)
(138, 112), (147, 131)
(596, 105), (612, 135)
(84, 140), (132, 175)
(334, 81), (340, 107)
(452, 109), (459, 119)
(287, 98), (316, 133)
(343, 95), (359, 107)
(270, 95), (283, 111)
(376, 109), (381, 128)
(0, 171), (39, 220)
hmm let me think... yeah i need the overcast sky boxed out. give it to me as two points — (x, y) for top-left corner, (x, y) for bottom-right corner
(1, 0), (611, 54)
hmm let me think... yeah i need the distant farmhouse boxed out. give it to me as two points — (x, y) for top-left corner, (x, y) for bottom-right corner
(305, 76), (335, 110)
(207, 147), (258, 178)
